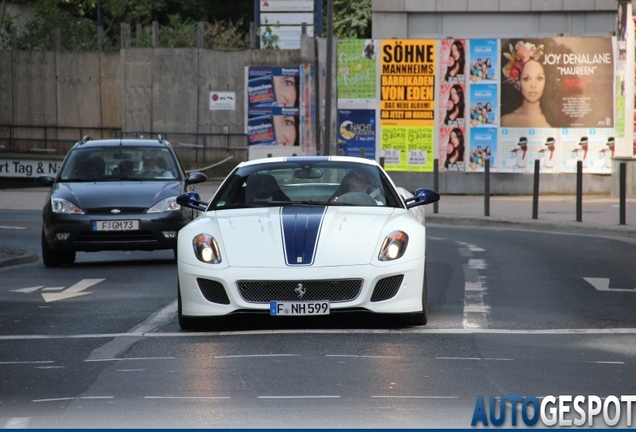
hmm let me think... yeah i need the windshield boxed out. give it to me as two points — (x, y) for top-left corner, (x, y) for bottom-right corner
(209, 160), (403, 210)
(58, 146), (180, 181)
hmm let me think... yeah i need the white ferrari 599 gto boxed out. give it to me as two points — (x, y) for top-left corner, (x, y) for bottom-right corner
(175, 156), (440, 329)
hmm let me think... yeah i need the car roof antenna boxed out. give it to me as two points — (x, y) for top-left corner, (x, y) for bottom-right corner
(80, 135), (92, 145)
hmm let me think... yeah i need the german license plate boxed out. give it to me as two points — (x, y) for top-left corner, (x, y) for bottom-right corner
(270, 301), (330, 316)
(92, 220), (140, 231)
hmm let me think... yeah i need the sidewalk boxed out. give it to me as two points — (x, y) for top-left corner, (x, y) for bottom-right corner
(1, 182), (635, 267)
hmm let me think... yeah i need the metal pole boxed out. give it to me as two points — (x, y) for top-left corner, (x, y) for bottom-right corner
(484, 159), (490, 217)
(532, 159), (540, 219)
(576, 160), (582, 222)
(433, 159), (439, 214)
(323, 0), (334, 155)
(620, 162), (626, 225)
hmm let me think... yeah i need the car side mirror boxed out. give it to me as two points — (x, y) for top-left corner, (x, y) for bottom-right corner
(176, 192), (207, 212)
(35, 176), (55, 187)
(185, 171), (207, 185)
(404, 188), (440, 209)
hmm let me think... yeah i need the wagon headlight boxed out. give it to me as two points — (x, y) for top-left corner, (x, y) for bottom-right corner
(51, 198), (84, 214)
(193, 233), (222, 264)
(378, 230), (408, 261)
(147, 196), (180, 213)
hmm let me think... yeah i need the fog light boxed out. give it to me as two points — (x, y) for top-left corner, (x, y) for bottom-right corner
(55, 233), (70, 241)
(162, 231), (177, 239)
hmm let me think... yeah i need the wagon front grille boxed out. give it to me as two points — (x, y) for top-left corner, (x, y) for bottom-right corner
(75, 230), (156, 243)
(370, 275), (404, 302)
(237, 279), (363, 304)
(85, 207), (148, 215)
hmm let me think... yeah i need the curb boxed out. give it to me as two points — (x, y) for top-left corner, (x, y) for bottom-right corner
(426, 214), (636, 239)
(0, 251), (39, 268)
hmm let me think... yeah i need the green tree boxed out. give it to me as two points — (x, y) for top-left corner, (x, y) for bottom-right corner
(323, 0), (371, 39)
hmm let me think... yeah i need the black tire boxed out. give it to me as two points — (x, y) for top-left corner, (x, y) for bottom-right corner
(177, 283), (200, 331)
(409, 264), (429, 326)
(41, 231), (75, 267)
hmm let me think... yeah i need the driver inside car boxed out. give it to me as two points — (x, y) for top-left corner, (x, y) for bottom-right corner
(329, 168), (385, 205)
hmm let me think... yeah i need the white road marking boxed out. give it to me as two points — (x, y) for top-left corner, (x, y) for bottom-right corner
(585, 361), (625, 364)
(584, 277), (636, 292)
(3, 327), (636, 342)
(4, 418), (30, 428)
(11, 286), (44, 294)
(214, 354), (298, 359)
(145, 396), (230, 400)
(258, 395), (340, 399)
(325, 355), (401, 358)
(436, 357), (514, 361)
(0, 361), (54, 364)
(85, 357), (174, 362)
(458, 241), (490, 329)
(0, 226), (25, 230)
(33, 396), (113, 402)
(42, 278), (105, 302)
(371, 395), (458, 399)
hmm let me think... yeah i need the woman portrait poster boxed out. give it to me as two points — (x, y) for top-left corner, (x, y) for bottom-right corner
(440, 83), (466, 127)
(438, 127), (466, 172)
(500, 38), (614, 129)
(440, 39), (466, 84)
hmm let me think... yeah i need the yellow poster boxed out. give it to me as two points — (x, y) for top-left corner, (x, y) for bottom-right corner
(380, 39), (436, 172)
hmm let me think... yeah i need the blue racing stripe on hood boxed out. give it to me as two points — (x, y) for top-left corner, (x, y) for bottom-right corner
(280, 206), (327, 266)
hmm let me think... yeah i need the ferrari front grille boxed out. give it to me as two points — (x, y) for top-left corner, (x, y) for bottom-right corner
(197, 278), (230, 305)
(370, 275), (404, 302)
(237, 279), (363, 304)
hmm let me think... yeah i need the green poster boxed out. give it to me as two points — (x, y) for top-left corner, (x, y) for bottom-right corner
(381, 126), (434, 172)
(337, 39), (377, 99)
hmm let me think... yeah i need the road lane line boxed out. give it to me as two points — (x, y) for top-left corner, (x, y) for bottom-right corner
(4, 418), (30, 428)
(258, 395), (340, 399)
(458, 241), (490, 329)
(371, 395), (458, 399)
(214, 354), (298, 358)
(145, 396), (230, 400)
(3, 328), (636, 341)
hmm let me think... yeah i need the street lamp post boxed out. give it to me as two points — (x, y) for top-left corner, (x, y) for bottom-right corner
(323, 0), (334, 155)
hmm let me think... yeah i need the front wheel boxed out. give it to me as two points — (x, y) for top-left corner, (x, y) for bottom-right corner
(409, 264), (429, 326)
(178, 283), (200, 331)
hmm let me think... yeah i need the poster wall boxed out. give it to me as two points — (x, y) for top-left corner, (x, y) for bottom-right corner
(246, 67), (301, 147)
(337, 109), (376, 158)
(498, 37), (614, 173)
(337, 39), (378, 100)
(438, 39), (467, 171)
(380, 39), (437, 172)
(466, 39), (499, 172)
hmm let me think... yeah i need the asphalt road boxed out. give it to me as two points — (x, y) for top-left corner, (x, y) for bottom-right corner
(1, 210), (636, 428)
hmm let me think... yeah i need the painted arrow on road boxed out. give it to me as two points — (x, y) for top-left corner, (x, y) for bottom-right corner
(584, 278), (636, 293)
(11, 279), (105, 302)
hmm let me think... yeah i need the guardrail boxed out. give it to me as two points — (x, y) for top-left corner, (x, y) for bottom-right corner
(0, 125), (249, 173)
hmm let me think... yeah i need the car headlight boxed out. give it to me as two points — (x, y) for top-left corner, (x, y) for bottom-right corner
(378, 230), (409, 261)
(51, 198), (84, 214)
(193, 233), (222, 264)
(147, 196), (180, 213)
